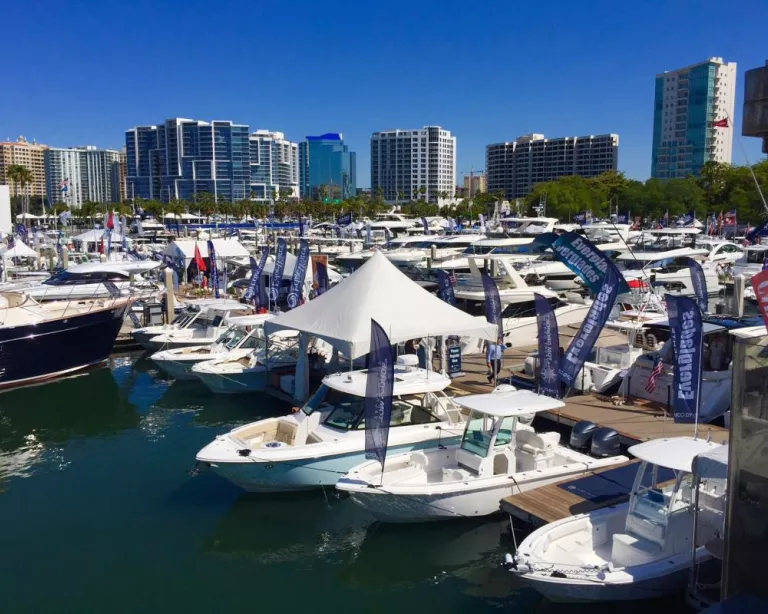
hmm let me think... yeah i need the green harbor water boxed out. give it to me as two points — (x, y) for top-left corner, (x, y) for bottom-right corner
(0, 355), (682, 613)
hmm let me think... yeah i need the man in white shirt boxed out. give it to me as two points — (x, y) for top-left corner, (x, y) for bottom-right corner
(486, 341), (505, 383)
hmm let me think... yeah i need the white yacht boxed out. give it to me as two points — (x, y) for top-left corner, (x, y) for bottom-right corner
(191, 329), (301, 394)
(509, 437), (725, 602)
(616, 248), (721, 296)
(365, 213), (419, 235)
(733, 244), (768, 279)
(383, 235), (485, 267)
(499, 217), (559, 236)
(195, 358), (466, 492)
(150, 314), (274, 380)
(336, 390), (627, 522)
(132, 298), (253, 351)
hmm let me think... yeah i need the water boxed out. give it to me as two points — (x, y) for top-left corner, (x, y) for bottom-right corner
(0, 355), (683, 613)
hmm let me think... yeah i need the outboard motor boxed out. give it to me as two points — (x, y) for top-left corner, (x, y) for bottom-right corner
(570, 421), (598, 451)
(590, 427), (620, 458)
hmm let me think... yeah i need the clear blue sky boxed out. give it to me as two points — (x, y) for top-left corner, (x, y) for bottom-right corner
(3, 0), (767, 188)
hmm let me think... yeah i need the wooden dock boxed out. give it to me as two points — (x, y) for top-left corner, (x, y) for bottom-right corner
(500, 461), (640, 527)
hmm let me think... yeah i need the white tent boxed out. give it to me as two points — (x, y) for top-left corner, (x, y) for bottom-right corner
(15, 213), (40, 220)
(162, 238), (249, 265)
(71, 229), (131, 244)
(264, 251), (497, 359)
(0, 239), (38, 259)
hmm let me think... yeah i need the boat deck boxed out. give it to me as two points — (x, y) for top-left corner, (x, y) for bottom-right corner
(500, 461), (640, 527)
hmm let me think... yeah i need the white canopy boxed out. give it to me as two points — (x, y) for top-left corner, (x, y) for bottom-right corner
(162, 238), (249, 264)
(628, 437), (723, 472)
(1, 239), (38, 259)
(455, 390), (565, 417)
(71, 229), (131, 245)
(15, 213), (40, 220)
(264, 251), (498, 359)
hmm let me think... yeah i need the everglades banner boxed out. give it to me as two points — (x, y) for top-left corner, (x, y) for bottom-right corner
(269, 238), (287, 304)
(436, 270), (456, 305)
(481, 272), (503, 342)
(315, 261), (329, 295)
(559, 265), (621, 387)
(364, 319), (394, 470)
(287, 239), (309, 309)
(687, 257), (708, 312)
(546, 231), (630, 295)
(207, 240), (219, 298)
(244, 247), (270, 305)
(337, 212), (352, 226)
(535, 293), (560, 398)
(665, 294), (703, 424)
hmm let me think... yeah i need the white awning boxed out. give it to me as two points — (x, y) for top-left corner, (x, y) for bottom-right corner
(162, 239), (249, 263)
(629, 437), (723, 472)
(455, 390), (565, 417)
(0, 239), (38, 258)
(264, 251), (498, 359)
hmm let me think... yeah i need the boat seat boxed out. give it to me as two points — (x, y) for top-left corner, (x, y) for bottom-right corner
(514, 431), (559, 472)
(611, 532), (660, 568)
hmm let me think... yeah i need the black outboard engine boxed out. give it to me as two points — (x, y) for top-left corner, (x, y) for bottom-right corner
(590, 427), (620, 458)
(570, 421), (598, 451)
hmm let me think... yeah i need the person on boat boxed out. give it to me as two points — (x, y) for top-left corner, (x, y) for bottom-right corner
(404, 339), (419, 355)
(416, 338), (429, 370)
(709, 334), (728, 371)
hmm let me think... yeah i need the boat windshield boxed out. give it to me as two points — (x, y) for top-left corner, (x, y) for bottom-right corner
(460, 410), (498, 457)
(216, 325), (263, 350)
(172, 311), (199, 328)
(43, 270), (130, 285)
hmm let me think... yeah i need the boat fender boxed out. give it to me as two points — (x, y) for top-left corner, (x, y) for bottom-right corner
(502, 553), (516, 570)
(516, 564), (530, 574)
(237, 448), (251, 457)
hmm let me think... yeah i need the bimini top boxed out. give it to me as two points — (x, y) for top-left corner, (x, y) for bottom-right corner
(455, 390), (565, 417)
(322, 367), (451, 397)
(628, 437), (723, 472)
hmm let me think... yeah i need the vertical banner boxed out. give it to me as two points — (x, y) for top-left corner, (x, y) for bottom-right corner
(337, 212), (352, 226)
(244, 247), (270, 305)
(547, 231), (630, 295)
(269, 237), (287, 305)
(560, 265), (621, 387)
(535, 293), (561, 398)
(365, 222), (372, 246)
(665, 294), (703, 424)
(364, 319), (394, 470)
(105, 228), (112, 256)
(481, 272), (503, 342)
(421, 217), (431, 235)
(751, 268), (768, 334)
(315, 261), (329, 295)
(207, 239), (219, 298)
(287, 239), (310, 309)
(436, 270), (456, 305)
(687, 257), (709, 312)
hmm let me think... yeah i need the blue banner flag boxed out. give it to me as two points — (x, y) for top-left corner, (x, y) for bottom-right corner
(481, 272), (503, 342)
(207, 239), (219, 298)
(677, 211), (695, 227)
(287, 239), (310, 309)
(617, 213), (629, 224)
(560, 265), (621, 387)
(535, 293), (561, 398)
(244, 247), (270, 304)
(421, 217), (431, 235)
(665, 294), (704, 424)
(687, 257), (708, 313)
(548, 231), (630, 295)
(436, 270), (456, 305)
(15, 224), (27, 243)
(105, 228), (112, 256)
(748, 218), (768, 243)
(337, 212), (352, 226)
(316, 261), (329, 295)
(269, 238), (287, 305)
(364, 319), (395, 470)
(573, 212), (587, 223)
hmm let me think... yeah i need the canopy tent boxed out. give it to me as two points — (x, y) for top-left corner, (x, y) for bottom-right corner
(71, 229), (131, 246)
(162, 238), (249, 266)
(264, 250), (498, 359)
(0, 239), (38, 259)
(15, 213), (40, 220)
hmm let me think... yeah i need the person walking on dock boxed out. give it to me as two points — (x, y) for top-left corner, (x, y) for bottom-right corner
(486, 341), (505, 384)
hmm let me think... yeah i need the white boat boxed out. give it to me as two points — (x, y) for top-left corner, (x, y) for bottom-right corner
(191, 330), (301, 393)
(733, 244), (768, 279)
(132, 298), (253, 351)
(336, 390), (627, 522)
(616, 248), (721, 297)
(150, 314), (275, 380)
(509, 437), (725, 602)
(195, 358), (467, 492)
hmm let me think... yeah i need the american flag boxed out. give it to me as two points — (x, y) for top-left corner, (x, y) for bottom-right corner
(59, 178), (69, 192)
(645, 355), (663, 393)
(724, 210), (737, 225)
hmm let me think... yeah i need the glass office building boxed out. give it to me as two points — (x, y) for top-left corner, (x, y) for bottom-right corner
(126, 118), (251, 202)
(298, 133), (356, 201)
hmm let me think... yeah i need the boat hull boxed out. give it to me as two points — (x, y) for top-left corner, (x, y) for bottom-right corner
(152, 357), (203, 380)
(0, 302), (129, 390)
(194, 368), (268, 394)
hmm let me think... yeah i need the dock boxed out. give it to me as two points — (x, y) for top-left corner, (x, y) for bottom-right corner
(500, 461), (640, 527)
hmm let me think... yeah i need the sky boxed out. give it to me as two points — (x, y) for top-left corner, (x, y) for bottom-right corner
(3, 0), (767, 189)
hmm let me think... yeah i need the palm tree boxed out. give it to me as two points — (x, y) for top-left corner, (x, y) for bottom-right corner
(5, 164), (33, 223)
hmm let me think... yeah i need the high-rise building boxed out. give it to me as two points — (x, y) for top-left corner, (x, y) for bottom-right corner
(117, 148), (128, 202)
(126, 118), (251, 203)
(486, 133), (619, 199)
(370, 126), (456, 204)
(0, 136), (48, 199)
(45, 146), (122, 208)
(462, 173), (487, 197)
(742, 59), (768, 154)
(651, 57), (737, 179)
(298, 133), (356, 201)
(249, 130), (299, 201)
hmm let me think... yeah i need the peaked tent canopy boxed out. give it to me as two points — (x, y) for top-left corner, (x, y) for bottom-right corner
(0, 239), (38, 259)
(264, 250), (497, 359)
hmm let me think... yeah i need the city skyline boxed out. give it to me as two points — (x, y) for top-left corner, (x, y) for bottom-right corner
(1, 0), (767, 190)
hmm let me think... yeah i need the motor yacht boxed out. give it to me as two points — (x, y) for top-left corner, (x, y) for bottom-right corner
(150, 314), (275, 380)
(195, 357), (466, 492)
(508, 437), (725, 602)
(336, 390), (627, 522)
(616, 248), (721, 297)
(132, 298), (253, 351)
(733, 244), (768, 279)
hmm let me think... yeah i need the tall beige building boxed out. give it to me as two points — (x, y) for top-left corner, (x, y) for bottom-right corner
(0, 136), (48, 198)
(118, 148), (128, 201)
(462, 173), (487, 197)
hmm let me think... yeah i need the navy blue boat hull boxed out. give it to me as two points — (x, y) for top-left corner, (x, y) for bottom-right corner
(0, 302), (130, 389)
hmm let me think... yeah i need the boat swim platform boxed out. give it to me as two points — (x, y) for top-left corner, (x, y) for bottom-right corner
(450, 354), (729, 446)
(500, 461), (640, 527)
